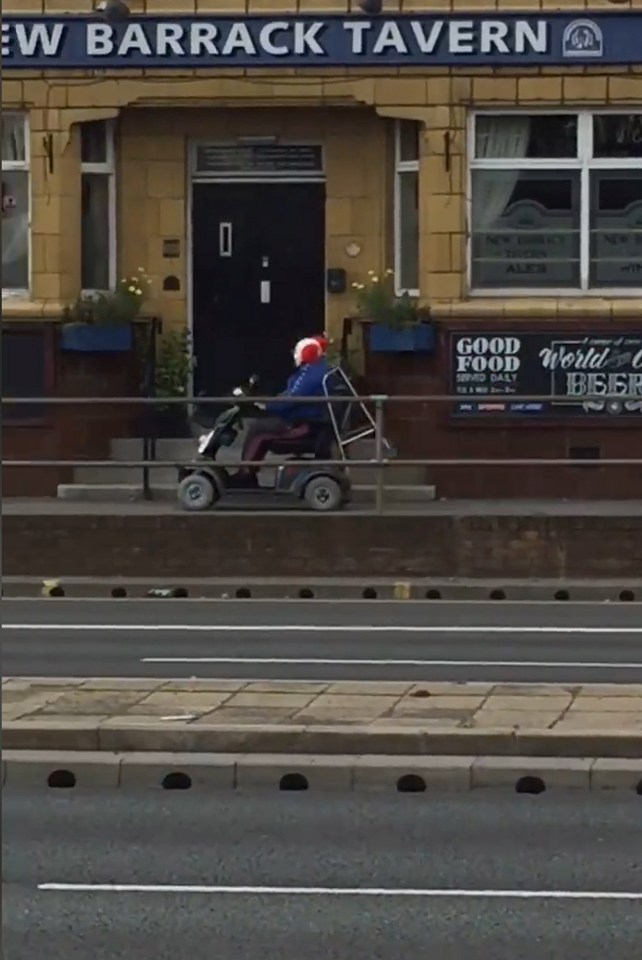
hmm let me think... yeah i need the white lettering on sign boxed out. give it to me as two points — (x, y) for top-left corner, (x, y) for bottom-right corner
(515, 20), (547, 54)
(565, 372), (642, 397)
(450, 22), (475, 54)
(119, 23), (153, 56)
(221, 23), (255, 56)
(410, 21), (444, 53)
(294, 22), (325, 55)
(157, 24), (185, 57)
(343, 20), (371, 55)
(260, 22), (290, 56)
(480, 21), (509, 53)
(190, 23), (219, 56)
(3, 16), (552, 62)
(541, 344), (612, 371)
(455, 336), (522, 373)
(2, 22), (66, 57)
(87, 23), (113, 56)
(372, 21), (408, 55)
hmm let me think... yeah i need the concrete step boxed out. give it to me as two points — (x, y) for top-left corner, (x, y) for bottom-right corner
(73, 465), (178, 484)
(56, 483), (437, 504)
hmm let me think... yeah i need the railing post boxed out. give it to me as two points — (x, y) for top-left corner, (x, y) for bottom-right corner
(142, 317), (159, 501)
(373, 395), (386, 515)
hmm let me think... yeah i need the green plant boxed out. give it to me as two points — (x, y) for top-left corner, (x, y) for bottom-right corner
(62, 268), (151, 327)
(155, 328), (191, 410)
(352, 269), (428, 330)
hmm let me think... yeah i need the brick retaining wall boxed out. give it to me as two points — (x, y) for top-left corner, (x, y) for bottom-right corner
(4, 513), (640, 578)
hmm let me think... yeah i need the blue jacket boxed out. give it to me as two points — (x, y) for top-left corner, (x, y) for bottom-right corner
(266, 358), (330, 422)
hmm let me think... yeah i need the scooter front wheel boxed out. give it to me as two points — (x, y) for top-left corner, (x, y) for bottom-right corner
(302, 475), (344, 512)
(177, 473), (218, 512)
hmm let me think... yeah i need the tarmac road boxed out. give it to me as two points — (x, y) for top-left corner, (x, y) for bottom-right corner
(3, 598), (642, 683)
(3, 789), (641, 960)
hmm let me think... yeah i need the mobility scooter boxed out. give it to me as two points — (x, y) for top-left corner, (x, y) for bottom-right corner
(176, 367), (392, 512)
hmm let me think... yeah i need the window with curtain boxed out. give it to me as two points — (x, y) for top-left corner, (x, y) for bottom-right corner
(2, 113), (29, 295)
(394, 120), (420, 294)
(470, 112), (642, 292)
(80, 119), (116, 291)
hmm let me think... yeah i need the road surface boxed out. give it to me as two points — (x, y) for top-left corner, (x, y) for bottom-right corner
(3, 788), (641, 960)
(3, 598), (642, 683)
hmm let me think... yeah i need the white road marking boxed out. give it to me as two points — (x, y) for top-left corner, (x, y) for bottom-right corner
(4, 624), (642, 634)
(140, 657), (642, 669)
(37, 883), (642, 900)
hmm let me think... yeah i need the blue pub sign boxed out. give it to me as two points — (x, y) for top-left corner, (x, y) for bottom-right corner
(2, 13), (642, 69)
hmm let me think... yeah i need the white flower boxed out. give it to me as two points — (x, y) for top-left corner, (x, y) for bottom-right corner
(128, 285), (136, 293)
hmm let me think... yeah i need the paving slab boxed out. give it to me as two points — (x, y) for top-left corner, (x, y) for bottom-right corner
(2, 678), (641, 758)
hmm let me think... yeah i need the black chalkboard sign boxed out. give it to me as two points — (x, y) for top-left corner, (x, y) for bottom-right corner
(449, 331), (642, 418)
(2, 325), (47, 420)
(195, 144), (323, 175)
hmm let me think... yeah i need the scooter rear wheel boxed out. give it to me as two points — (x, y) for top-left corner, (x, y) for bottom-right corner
(177, 473), (218, 512)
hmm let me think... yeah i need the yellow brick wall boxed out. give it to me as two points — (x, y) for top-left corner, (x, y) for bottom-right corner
(2, 0), (642, 330)
(118, 106), (387, 333)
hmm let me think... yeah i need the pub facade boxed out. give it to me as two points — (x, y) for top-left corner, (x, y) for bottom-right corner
(2, 1), (641, 498)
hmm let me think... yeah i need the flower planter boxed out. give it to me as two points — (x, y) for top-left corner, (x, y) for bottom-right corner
(367, 321), (436, 354)
(61, 323), (133, 353)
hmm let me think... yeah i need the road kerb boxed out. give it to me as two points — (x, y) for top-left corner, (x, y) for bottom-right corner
(2, 751), (641, 792)
(3, 721), (642, 759)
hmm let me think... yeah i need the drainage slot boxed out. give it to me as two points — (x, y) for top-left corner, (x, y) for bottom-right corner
(111, 587), (127, 598)
(362, 587), (378, 600)
(397, 774), (426, 793)
(425, 589), (442, 600)
(515, 776), (546, 795)
(554, 590), (570, 602)
(619, 590), (636, 603)
(174, 587), (189, 598)
(279, 773), (309, 791)
(298, 588), (314, 599)
(48, 586), (65, 598)
(235, 588), (252, 599)
(489, 589), (506, 601)
(636, 780), (642, 796)
(161, 772), (192, 790)
(48, 769), (76, 789)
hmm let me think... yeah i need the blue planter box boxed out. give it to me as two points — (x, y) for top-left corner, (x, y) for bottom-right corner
(367, 321), (435, 354)
(61, 323), (133, 353)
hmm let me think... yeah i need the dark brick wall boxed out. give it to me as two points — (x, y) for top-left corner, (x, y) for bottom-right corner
(365, 319), (642, 499)
(3, 333), (141, 497)
(4, 512), (641, 578)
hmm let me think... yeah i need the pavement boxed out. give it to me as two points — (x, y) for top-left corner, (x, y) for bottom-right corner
(3, 789), (641, 959)
(4, 676), (642, 758)
(5, 497), (642, 515)
(3, 598), (642, 684)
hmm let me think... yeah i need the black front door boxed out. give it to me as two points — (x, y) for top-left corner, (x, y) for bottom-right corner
(191, 181), (326, 401)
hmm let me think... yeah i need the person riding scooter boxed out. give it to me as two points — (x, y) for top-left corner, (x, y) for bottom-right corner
(231, 337), (330, 488)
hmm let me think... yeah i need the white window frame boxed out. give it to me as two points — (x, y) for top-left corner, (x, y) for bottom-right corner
(394, 120), (420, 297)
(80, 119), (117, 294)
(467, 109), (642, 298)
(2, 112), (31, 300)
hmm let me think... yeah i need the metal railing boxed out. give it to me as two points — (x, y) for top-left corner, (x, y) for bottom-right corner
(3, 393), (642, 513)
